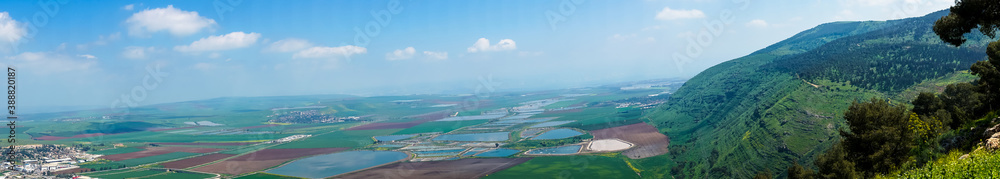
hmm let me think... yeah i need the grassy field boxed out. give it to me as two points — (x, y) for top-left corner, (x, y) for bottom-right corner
(59, 131), (291, 143)
(626, 153), (675, 178)
(541, 100), (580, 109)
(879, 150), (1000, 178)
(484, 155), (639, 179)
(84, 169), (164, 178)
(89, 147), (144, 155)
(271, 129), (400, 149)
(80, 152), (201, 170)
(393, 119), (490, 134)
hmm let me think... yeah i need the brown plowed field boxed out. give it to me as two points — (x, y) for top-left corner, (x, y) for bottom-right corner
(161, 153), (236, 169)
(153, 142), (255, 146)
(334, 158), (532, 179)
(100, 147), (224, 161)
(589, 123), (670, 159)
(193, 147), (348, 175)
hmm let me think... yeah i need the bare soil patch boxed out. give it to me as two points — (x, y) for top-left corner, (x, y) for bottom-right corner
(193, 159), (287, 175)
(334, 158), (532, 179)
(589, 123), (670, 159)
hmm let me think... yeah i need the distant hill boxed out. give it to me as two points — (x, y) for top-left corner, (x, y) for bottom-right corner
(643, 10), (994, 178)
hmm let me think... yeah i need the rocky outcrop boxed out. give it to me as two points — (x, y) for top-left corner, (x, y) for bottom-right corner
(985, 117), (1000, 151)
(987, 132), (1000, 151)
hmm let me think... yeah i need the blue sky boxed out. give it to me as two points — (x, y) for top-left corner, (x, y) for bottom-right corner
(0, 0), (954, 110)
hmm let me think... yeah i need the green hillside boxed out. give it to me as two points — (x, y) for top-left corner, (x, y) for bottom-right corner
(644, 10), (993, 178)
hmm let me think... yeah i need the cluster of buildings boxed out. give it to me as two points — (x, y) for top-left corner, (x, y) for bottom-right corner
(1, 145), (102, 178)
(268, 110), (364, 124)
(269, 134), (312, 143)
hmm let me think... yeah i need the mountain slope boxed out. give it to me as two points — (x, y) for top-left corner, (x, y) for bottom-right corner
(643, 10), (992, 178)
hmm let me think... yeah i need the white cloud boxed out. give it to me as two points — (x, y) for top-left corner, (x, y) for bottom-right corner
(386, 47), (416, 61)
(423, 51), (448, 60)
(126, 5), (217, 37)
(292, 45), (367, 59)
(467, 38), (516, 53)
(746, 19), (768, 28)
(122, 46), (157, 59)
(655, 7), (705, 20)
(263, 38), (313, 53)
(4, 52), (97, 74)
(174, 32), (260, 52)
(0, 12), (26, 53)
(123, 4), (135, 11)
(77, 54), (97, 59)
(208, 52), (221, 59)
(609, 33), (637, 41)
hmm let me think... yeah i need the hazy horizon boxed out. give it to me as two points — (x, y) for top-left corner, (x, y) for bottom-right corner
(1, 0), (954, 109)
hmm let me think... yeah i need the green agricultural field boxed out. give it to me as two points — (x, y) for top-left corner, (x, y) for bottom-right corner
(484, 155), (639, 179)
(282, 122), (360, 134)
(271, 129), (400, 149)
(89, 147), (145, 155)
(393, 119), (490, 134)
(85, 169), (165, 178)
(236, 172), (304, 179)
(143, 171), (217, 179)
(541, 100), (580, 109)
(61, 131), (291, 143)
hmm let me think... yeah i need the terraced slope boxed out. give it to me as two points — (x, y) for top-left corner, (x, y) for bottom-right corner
(644, 10), (994, 178)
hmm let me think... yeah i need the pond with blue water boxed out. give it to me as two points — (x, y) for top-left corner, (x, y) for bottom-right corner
(266, 150), (408, 178)
(432, 132), (510, 141)
(531, 129), (583, 140)
(475, 148), (521, 157)
(526, 145), (582, 155)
